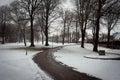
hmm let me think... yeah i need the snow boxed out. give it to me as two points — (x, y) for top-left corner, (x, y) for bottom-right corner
(0, 42), (74, 80)
(85, 43), (120, 54)
(84, 53), (120, 59)
(54, 44), (120, 80)
(35, 41), (75, 48)
(1, 42), (120, 80)
(0, 43), (53, 80)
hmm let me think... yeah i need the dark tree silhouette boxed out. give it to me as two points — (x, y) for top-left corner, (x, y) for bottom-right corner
(105, 1), (120, 47)
(75, 0), (94, 48)
(39, 0), (60, 46)
(20, 0), (42, 47)
(0, 6), (10, 44)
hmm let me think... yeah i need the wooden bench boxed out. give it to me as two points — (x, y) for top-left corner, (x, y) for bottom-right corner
(98, 50), (105, 56)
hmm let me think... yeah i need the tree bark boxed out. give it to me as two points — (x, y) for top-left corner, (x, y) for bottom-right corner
(93, 0), (101, 52)
(62, 20), (66, 45)
(30, 15), (35, 47)
(45, 14), (49, 46)
(2, 24), (5, 44)
(93, 19), (100, 52)
(67, 26), (69, 43)
(23, 28), (26, 46)
(42, 32), (44, 45)
(81, 30), (85, 48)
(23, 33), (26, 46)
(107, 28), (110, 47)
(76, 21), (78, 43)
(45, 26), (49, 46)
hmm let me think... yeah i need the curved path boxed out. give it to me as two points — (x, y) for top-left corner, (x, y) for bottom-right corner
(33, 47), (101, 80)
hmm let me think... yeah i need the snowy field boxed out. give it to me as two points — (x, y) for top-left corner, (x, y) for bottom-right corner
(0, 43), (53, 80)
(54, 44), (120, 80)
(1, 42), (120, 80)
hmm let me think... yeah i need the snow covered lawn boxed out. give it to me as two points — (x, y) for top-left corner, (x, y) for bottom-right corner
(54, 44), (120, 80)
(0, 43), (53, 80)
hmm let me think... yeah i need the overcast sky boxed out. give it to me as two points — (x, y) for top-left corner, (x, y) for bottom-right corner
(61, 0), (75, 10)
(0, 0), (14, 6)
(0, 0), (119, 34)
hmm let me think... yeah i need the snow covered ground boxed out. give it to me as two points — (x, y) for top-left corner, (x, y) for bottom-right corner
(0, 43), (53, 80)
(54, 44), (120, 80)
(1, 42), (120, 80)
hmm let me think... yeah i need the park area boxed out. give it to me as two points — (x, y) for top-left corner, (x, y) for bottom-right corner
(0, 42), (120, 80)
(0, 0), (120, 80)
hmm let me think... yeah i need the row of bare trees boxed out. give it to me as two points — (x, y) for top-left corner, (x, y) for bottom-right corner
(0, 6), (11, 44)
(0, 0), (60, 47)
(73, 0), (120, 51)
(17, 0), (60, 46)
(0, 0), (120, 51)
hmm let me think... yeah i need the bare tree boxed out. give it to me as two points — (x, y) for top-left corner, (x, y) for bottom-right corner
(59, 9), (66, 45)
(58, 7), (74, 44)
(75, 15), (79, 43)
(106, 15), (119, 47)
(10, 1), (21, 42)
(37, 16), (45, 45)
(38, 0), (60, 46)
(75, 0), (94, 48)
(37, 10), (59, 45)
(59, 9), (68, 44)
(20, 0), (42, 47)
(92, 0), (103, 52)
(93, 0), (119, 52)
(10, 1), (29, 46)
(66, 12), (74, 43)
(0, 5), (11, 44)
(105, 1), (120, 47)
(74, 0), (119, 51)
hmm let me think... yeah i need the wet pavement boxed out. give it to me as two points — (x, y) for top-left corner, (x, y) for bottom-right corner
(33, 47), (101, 80)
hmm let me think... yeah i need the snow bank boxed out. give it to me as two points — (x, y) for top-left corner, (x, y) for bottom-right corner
(0, 43), (53, 80)
(54, 44), (120, 80)
(84, 53), (120, 59)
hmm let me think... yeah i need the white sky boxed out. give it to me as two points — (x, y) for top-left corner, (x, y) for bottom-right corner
(0, 0), (15, 6)
(0, 0), (119, 34)
(61, 0), (75, 10)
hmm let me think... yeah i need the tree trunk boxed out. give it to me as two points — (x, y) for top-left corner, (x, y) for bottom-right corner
(107, 28), (110, 47)
(2, 27), (5, 44)
(62, 21), (66, 45)
(2, 23), (6, 44)
(45, 26), (49, 46)
(45, 15), (49, 46)
(76, 21), (78, 43)
(93, 0), (101, 52)
(70, 33), (71, 43)
(81, 30), (85, 48)
(23, 33), (26, 46)
(67, 26), (69, 43)
(81, 21), (87, 48)
(93, 22), (100, 52)
(42, 32), (44, 45)
(23, 28), (26, 46)
(30, 16), (35, 47)
(62, 33), (65, 45)
(56, 35), (58, 43)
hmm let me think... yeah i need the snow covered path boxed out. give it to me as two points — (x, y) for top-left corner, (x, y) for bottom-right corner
(0, 43), (53, 80)
(54, 44), (120, 80)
